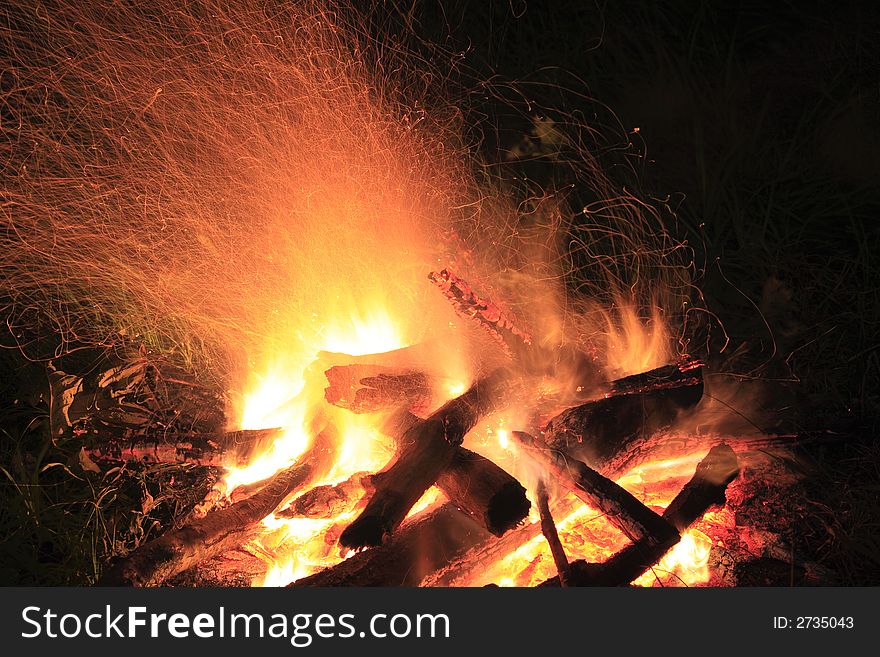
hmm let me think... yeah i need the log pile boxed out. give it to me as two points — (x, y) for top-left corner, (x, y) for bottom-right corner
(538, 444), (740, 586)
(66, 269), (754, 588)
(338, 367), (518, 550)
(73, 342), (737, 587)
(100, 423), (336, 586)
(296, 358), (731, 587)
(513, 430), (678, 544)
(381, 410), (530, 537)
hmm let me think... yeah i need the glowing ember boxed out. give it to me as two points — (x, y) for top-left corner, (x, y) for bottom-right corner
(448, 449), (722, 587)
(633, 529), (713, 587)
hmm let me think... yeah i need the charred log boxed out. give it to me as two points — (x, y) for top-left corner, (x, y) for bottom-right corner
(662, 443), (741, 531)
(427, 438), (735, 587)
(428, 268), (533, 359)
(276, 472), (368, 519)
(428, 268), (602, 388)
(293, 503), (490, 587)
(513, 431), (677, 544)
(99, 429), (335, 587)
(423, 494), (581, 587)
(536, 480), (570, 586)
(437, 448), (530, 537)
(539, 444), (740, 587)
(541, 361), (704, 470)
(608, 359), (704, 396)
(324, 365), (432, 414)
(339, 368), (516, 550)
(83, 428), (280, 468)
(381, 409), (530, 537)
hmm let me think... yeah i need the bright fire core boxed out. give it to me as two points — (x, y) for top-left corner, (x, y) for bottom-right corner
(221, 304), (716, 588)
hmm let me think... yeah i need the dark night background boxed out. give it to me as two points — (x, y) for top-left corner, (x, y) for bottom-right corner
(1, 1), (878, 584)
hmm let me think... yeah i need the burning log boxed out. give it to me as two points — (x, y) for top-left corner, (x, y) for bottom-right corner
(339, 368), (516, 550)
(421, 430), (722, 587)
(99, 428), (335, 587)
(541, 360), (704, 470)
(662, 443), (741, 530)
(437, 448), (530, 536)
(608, 359), (704, 396)
(324, 365), (432, 414)
(428, 268), (533, 358)
(422, 494), (582, 587)
(276, 472), (368, 519)
(539, 444), (740, 587)
(428, 268), (602, 388)
(536, 480), (570, 586)
(293, 503), (491, 587)
(382, 409), (531, 537)
(82, 428), (280, 468)
(513, 431), (678, 544)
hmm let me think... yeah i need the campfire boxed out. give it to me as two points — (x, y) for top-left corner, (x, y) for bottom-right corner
(48, 264), (807, 588)
(3, 1), (819, 589)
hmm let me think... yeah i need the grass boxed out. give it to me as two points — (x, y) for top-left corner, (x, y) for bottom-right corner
(792, 439), (880, 584)
(0, 356), (116, 584)
(0, 336), (218, 584)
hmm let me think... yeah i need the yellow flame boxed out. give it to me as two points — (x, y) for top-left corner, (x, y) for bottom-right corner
(225, 307), (418, 586)
(228, 289), (709, 588)
(633, 529), (713, 587)
(322, 310), (407, 357)
(227, 307), (405, 489)
(262, 558), (314, 588)
(446, 381), (467, 397)
(603, 302), (670, 376)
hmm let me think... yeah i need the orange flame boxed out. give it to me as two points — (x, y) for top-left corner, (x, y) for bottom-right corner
(449, 448), (718, 587)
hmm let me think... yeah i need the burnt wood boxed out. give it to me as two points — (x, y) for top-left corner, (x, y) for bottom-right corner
(424, 434), (740, 586)
(293, 503), (490, 587)
(276, 472), (368, 519)
(383, 409), (530, 537)
(338, 368), (515, 550)
(539, 444), (740, 587)
(98, 429), (335, 587)
(513, 431), (678, 544)
(536, 480), (570, 586)
(541, 362), (704, 470)
(83, 428), (279, 468)
(437, 447), (530, 537)
(324, 364), (432, 414)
